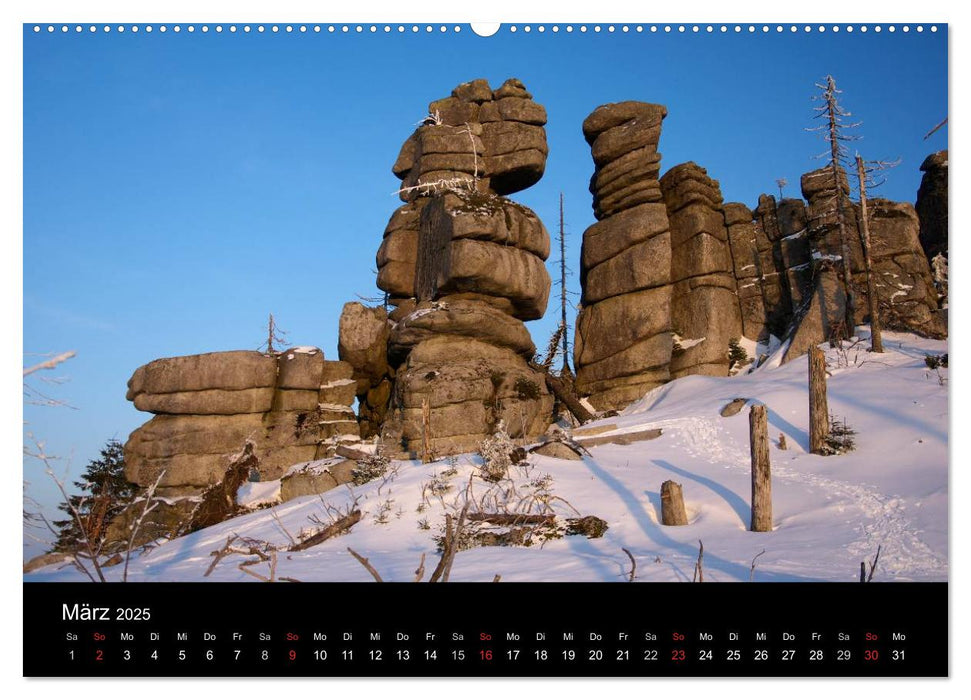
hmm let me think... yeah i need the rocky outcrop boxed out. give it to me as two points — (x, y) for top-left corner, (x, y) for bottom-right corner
(124, 348), (360, 496)
(574, 103), (674, 410)
(338, 302), (391, 439)
(865, 199), (944, 337)
(371, 79), (554, 456)
(660, 162), (742, 379)
(915, 150), (948, 261)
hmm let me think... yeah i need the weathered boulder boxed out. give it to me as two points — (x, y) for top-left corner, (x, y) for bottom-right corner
(394, 77), (549, 198)
(782, 265), (847, 363)
(390, 298), (536, 359)
(864, 199), (945, 338)
(661, 162), (741, 378)
(393, 338), (553, 457)
(126, 351), (278, 415)
(126, 351), (276, 398)
(530, 441), (583, 461)
(124, 349), (361, 491)
(279, 458), (357, 502)
(338, 302), (390, 392)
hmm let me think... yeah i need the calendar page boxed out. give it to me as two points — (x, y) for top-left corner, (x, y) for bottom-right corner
(22, 10), (949, 679)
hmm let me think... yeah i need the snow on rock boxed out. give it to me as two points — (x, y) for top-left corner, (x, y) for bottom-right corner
(26, 331), (947, 584)
(236, 480), (282, 509)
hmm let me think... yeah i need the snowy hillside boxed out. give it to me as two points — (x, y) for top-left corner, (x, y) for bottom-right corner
(26, 331), (948, 584)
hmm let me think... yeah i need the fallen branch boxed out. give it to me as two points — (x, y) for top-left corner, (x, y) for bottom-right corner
(204, 535), (240, 577)
(622, 547), (637, 582)
(466, 513), (555, 526)
(288, 510), (361, 552)
(413, 552), (426, 582)
(347, 547), (384, 582)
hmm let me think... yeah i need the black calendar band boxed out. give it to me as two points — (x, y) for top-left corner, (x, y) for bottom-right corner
(23, 582), (947, 677)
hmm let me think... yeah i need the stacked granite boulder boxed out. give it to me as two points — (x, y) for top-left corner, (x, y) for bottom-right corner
(368, 78), (553, 456)
(659, 162), (742, 379)
(864, 198), (943, 336)
(124, 348), (359, 497)
(723, 203), (768, 341)
(801, 166), (942, 336)
(916, 149), (948, 261)
(338, 302), (392, 439)
(573, 102), (674, 410)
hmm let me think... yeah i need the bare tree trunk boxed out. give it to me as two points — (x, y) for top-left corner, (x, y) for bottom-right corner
(749, 405), (772, 532)
(825, 76), (856, 335)
(808, 346), (830, 454)
(544, 372), (593, 424)
(855, 155), (883, 353)
(559, 192), (570, 373)
(660, 480), (688, 526)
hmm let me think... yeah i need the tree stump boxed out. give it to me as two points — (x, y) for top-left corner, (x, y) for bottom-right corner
(809, 346), (830, 454)
(660, 480), (688, 526)
(749, 404), (772, 532)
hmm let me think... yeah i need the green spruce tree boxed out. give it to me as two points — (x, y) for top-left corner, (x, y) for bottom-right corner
(52, 439), (136, 553)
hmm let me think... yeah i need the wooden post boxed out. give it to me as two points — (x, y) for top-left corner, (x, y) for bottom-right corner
(749, 404), (772, 532)
(660, 480), (689, 526)
(808, 346), (830, 454)
(421, 398), (431, 464)
(855, 154), (883, 353)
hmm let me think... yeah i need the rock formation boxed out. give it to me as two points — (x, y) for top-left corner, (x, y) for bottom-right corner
(916, 149), (948, 261)
(124, 348), (360, 497)
(573, 102), (674, 410)
(659, 162), (742, 379)
(371, 78), (554, 456)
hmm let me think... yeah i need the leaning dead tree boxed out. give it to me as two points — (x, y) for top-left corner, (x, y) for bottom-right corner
(809, 75), (860, 335)
(853, 154), (899, 354)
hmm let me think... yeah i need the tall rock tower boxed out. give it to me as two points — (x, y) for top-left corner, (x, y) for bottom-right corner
(573, 102), (674, 411)
(361, 78), (554, 456)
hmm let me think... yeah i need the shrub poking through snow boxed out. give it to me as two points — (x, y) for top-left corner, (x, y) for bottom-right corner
(477, 422), (516, 483)
(728, 337), (749, 373)
(924, 353), (948, 370)
(822, 415), (856, 455)
(351, 454), (390, 486)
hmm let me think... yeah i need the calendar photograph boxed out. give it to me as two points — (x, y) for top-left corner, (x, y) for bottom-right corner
(22, 20), (948, 600)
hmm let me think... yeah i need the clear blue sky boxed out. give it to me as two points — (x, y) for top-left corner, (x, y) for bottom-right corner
(23, 24), (947, 539)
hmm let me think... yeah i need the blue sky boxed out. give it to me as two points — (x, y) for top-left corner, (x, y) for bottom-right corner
(22, 23), (947, 533)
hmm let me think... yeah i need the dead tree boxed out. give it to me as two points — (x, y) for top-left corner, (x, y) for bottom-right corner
(808, 346), (830, 454)
(809, 75), (860, 335)
(660, 480), (688, 526)
(854, 155), (882, 353)
(749, 405), (772, 532)
(558, 192), (571, 374)
(263, 313), (288, 354)
(776, 177), (788, 200)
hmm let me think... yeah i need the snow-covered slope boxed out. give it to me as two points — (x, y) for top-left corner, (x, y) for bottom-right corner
(27, 331), (947, 583)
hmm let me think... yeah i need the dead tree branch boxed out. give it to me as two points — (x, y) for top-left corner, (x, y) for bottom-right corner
(288, 510), (362, 552)
(622, 547), (637, 582)
(347, 547), (384, 582)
